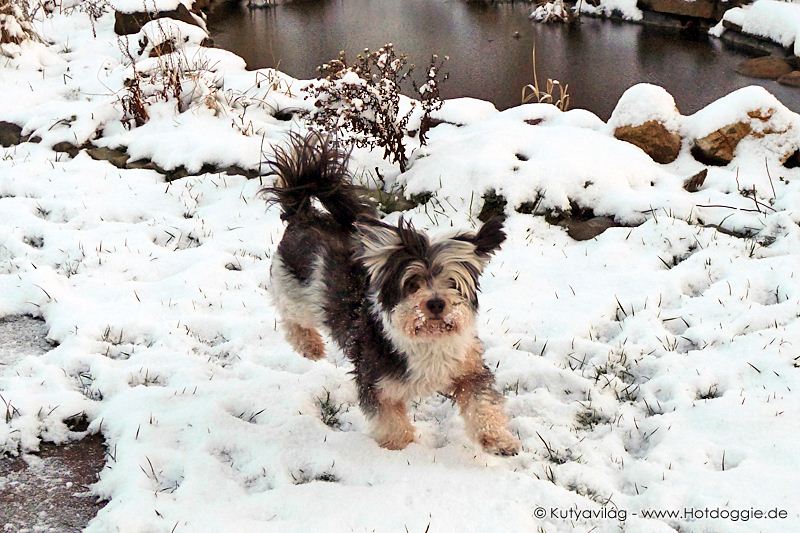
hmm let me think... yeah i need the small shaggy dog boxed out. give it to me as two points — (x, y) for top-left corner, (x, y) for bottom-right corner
(263, 132), (520, 455)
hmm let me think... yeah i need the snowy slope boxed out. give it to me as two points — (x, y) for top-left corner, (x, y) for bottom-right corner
(1, 5), (800, 533)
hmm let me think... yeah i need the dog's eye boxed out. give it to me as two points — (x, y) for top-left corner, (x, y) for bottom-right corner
(448, 278), (458, 290)
(404, 278), (421, 293)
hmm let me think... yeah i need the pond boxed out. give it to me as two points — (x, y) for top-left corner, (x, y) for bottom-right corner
(206, 0), (800, 119)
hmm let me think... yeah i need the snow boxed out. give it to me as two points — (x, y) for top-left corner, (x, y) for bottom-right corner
(110, 0), (195, 15)
(1, 4), (800, 533)
(720, 0), (800, 55)
(578, 0), (643, 21)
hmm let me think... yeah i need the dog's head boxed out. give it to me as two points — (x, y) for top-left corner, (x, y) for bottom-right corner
(355, 217), (506, 341)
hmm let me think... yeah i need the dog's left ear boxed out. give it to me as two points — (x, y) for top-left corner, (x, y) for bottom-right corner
(454, 216), (506, 260)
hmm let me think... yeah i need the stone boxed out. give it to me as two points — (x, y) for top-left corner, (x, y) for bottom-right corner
(86, 146), (130, 168)
(683, 168), (707, 192)
(692, 122), (752, 165)
(614, 120), (682, 164)
(565, 216), (619, 241)
(52, 141), (80, 157)
(126, 159), (161, 171)
(777, 70), (800, 87)
(735, 56), (793, 80)
(637, 0), (716, 19)
(114, 4), (203, 36)
(0, 120), (23, 147)
(721, 19), (742, 32)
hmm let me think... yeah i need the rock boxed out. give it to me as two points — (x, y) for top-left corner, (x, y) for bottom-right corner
(0, 121), (23, 147)
(692, 122), (752, 165)
(165, 166), (189, 182)
(735, 56), (793, 80)
(614, 120), (682, 164)
(52, 141), (80, 157)
(114, 4), (203, 36)
(722, 19), (742, 32)
(784, 150), (800, 168)
(777, 70), (800, 87)
(565, 216), (619, 241)
(609, 84), (682, 164)
(637, 0), (716, 19)
(86, 146), (130, 168)
(683, 169), (707, 192)
(126, 159), (161, 171)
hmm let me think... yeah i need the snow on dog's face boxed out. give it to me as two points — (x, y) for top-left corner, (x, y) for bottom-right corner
(355, 217), (506, 341)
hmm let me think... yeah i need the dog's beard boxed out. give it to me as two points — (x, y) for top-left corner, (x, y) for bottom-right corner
(393, 299), (471, 339)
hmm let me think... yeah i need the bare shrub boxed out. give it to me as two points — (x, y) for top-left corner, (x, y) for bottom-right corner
(304, 43), (448, 173)
(0, 0), (41, 56)
(118, 21), (225, 128)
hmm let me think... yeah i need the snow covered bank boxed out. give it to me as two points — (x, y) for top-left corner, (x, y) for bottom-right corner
(1, 4), (800, 533)
(717, 0), (800, 55)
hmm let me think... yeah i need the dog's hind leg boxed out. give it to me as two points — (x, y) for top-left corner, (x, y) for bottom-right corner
(284, 321), (326, 361)
(270, 254), (327, 361)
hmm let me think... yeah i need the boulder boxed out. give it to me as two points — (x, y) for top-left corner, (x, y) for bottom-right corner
(777, 70), (800, 87)
(609, 84), (682, 164)
(614, 120), (682, 164)
(114, 4), (203, 35)
(735, 56), (793, 80)
(692, 122), (752, 165)
(0, 121), (22, 147)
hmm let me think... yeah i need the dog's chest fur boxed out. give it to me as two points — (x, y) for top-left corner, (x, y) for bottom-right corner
(379, 317), (473, 400)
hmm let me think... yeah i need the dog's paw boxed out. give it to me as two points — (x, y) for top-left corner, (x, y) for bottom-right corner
(301, 345), (326, 361)
(479, 430), (521, 456)
(379, 430), (415, 451)
(298, 334), (326, 361)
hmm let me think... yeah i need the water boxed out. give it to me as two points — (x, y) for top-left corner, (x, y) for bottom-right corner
(206, 0), (800, 119)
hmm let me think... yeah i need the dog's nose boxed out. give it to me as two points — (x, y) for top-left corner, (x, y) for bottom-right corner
(425, 297), (446, 316)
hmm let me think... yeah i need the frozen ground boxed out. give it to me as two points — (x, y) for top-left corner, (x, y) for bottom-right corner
(1, 3), (800, 533)
(1, 434), (106, 532)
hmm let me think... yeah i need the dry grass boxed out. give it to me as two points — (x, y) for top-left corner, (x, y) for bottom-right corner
(521, 45), (570, 111)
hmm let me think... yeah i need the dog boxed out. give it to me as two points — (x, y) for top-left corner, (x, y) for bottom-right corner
(263, 132), (520, 456)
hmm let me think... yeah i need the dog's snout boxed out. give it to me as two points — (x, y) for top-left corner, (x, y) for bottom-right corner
(425, 297), (446, 316)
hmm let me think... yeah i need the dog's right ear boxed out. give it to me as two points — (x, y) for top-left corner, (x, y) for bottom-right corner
(354, 218), (403, 282)
(452, 216), (507, 260)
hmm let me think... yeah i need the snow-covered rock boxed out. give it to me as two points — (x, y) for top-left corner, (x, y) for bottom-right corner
(610, 84), (683, 164)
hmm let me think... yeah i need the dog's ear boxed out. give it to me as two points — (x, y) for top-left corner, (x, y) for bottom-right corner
(453, 216), (506, 260)
(354, 218), (403, 281)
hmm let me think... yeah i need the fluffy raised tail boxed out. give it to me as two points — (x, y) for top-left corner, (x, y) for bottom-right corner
(261, 131), (371, 226)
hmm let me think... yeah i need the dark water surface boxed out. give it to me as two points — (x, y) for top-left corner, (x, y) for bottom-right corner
(207, 0), (800, 119)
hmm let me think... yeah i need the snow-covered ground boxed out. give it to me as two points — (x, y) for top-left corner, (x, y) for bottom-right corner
(2, 3), (800, 533)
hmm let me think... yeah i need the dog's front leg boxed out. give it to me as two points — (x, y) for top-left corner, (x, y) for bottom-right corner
(359, 381), (416, 450)
(451, 341), (520, 456)
(371, 394), (416, 450)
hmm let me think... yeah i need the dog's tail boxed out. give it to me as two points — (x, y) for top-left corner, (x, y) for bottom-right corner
(261, 131), (371, 227)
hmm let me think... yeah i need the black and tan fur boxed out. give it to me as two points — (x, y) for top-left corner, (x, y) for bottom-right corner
(263, 132), (519, 455)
